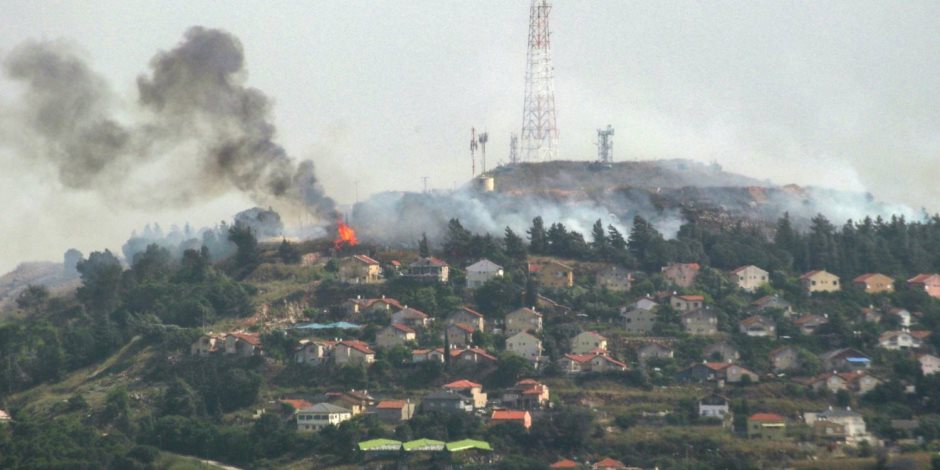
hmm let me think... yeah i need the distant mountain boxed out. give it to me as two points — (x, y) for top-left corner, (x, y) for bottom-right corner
(0, 262), (80, 315)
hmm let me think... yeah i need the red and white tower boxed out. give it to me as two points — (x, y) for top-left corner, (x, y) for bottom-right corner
(520, 0), (558, 162)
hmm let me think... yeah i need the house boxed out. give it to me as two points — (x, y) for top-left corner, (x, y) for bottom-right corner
(529, 259), (575, 288)
(466, 259), (503, 289)
(224, 332), (263, 357)
(550, 459), (584, 469)
(443, 379), (487, 409)
(730, 265), (769, 292)
(490, 410), (532, 431)
(807, 371), (881, 395)
(671, 294), (704, 312)
(918, 354), (940, 375)
(404, 257), (450, 282)
(296, 403), (352, 431)
(449, 306), (486, 332)
(571, 331), (607, 354)
(794, 315), (829, 335)
(621, 300), (659, 335)
(411, 348), (446, 364)
(800, 270), (841, 294)
(294, 339), (336, 365)
(887, 308), (912, 327)
(879, 330), (926, 350)
(677, 362), (730, 383)
(859, 307), (883, 323)
(191, 333), (224, 356)
(907, 273), (940, 299)
(281, 398), (315, 415)
(820, 348), (870, 371)
(450, 347), (498, 365)
(805, 408), (868, 441)
(637, 343), (674, 365)
(852, 273), (894, 294)
(747, 413), (787, 439)
(501, 379), (550, 410)
(725, 364), (760, 383)
(375, 324), (416, 349)
(592, 457), (629, 469)
(751, 295), (793, 316)
(505, 307), (543, 336)
(703, 342), (739, 362)
(446, 323), (476, 347)
(681, 309), (718, 335)
(596, 266), (634, 291)
(373, 400), (416, 424)
(558, 353), (628, 374)
(325, 390), (375, 415)
(661, 262), (700, 288)
(505, 332), (543, 364)
(421, 391), (474, 413)
(338, 254), (382, 284)
(698, 394), (730, 419)
(343, 296), (403, 318)
(738, 315), (776, 337)
(769, 346), (801, 372)
(334, 340), (376, 366)
(0, 410), (10, 423)
(391, 306), (432, 329)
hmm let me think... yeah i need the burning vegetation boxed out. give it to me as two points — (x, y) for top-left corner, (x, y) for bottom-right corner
(334, 221), (358, 250)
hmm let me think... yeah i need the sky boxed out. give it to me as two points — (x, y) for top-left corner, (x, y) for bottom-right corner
(0, 1), (939, 273)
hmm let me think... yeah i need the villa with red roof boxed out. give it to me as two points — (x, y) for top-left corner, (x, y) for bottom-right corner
(800, 270), (840, 294)
(224, 332), (263, 357)
(852, 273), (895, 294)
(490, 409), (532, 431)
(449, 306), (486, 332)
(375, 323), (416, 349)
(338, 254), (383, 284)
(443, 379), (487, 409)
(550, 458), (583, 469)
(571, 331), (608, 354)
(373, 399), (415, 423)
(747, 413), (787, 439)
(730, 265), (769, 292)
(671, 294), (705, 312)
(661, 262), (700, 288)
(908, 273), (940, 298)
(334, 340), (375, 366)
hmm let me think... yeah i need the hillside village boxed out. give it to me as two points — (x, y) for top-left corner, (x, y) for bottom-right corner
(5, 213), (940, 469)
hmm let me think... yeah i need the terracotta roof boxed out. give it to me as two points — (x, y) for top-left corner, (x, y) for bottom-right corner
(563, 353), (596, 363)
(593, 457), (628, 469)
(396, 307), (429, 319)
(594, 355), (628, 368)
(450, 348), (497, 361)
(664, 262), (700, 271)
(390, 323), (416, 334)
(376, 400), (407, 409)
(749, 413), (786, 422)
(911, 330), (932, 339)
(731, 265), (763, 274)
(338, 340), (374, 355)
(740, 315), (771, 326)
(908, 273), (940, 284)
(280, 399), (314, 410)
(352, 254), (380, 265)
(443, 379), (482, 390)
(853, 273), (890, 283)
(456, 306), (485, 318)
(516, 378), (539, 386)
(550, 459), (581, 468)
(578, 331), (607, 340)
(491, 410), (529, 421)
(229, 332), (262, 346)
(703, 362), (732, 371)
(676, 295), (705, 302)
(509, 307), (542, 318)
(412, 257), (448, 267)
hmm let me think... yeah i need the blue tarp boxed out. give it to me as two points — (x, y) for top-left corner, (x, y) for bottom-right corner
(293, 321), (362, 330)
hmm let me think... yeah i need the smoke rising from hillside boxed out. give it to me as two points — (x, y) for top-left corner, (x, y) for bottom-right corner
(1, 27), (334, 218)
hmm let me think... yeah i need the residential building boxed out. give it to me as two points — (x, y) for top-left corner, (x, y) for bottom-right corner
(421, 391), (473, 413)
(490, 410), (532, 431)
(191, 333), (224, 356)
(505, 307), (543, 336)
(325, 390), (375, 415)
(887, 308), (912, 327)
(860, 307), (883, 323)
(375, 324), (416, 349)
(698, 394), (730, 419)
(878, 330), (926, 350)
(558, 352), (627, 374)
(338, 254), (382, 284)
(852, 273), (894, 294)
(224, 332), (263, 357)
(588, 354), (629, 373)
(681, 309), (718, 335)
(671, 294), (704, 312)
(637, 343), (674, 365)
(592, 457), (629, 469)
(294, 339), (336, 365)
(661, 262), (700, 288)
(807, 371), (881, 395)
(449, 306), (485, 332)
(501, 379), (550, 410)
(373, 400), (416, 424)
(343, 296), (403, 318)
(571, 331), (607, 354)
(296, 403), (352, 431)
(466, 259), (503, 289)
(529, 259), (575, 288)
(411, 348), (446, 364)
(805, 408), (868, 441)
(800, 270), (841, 294)
(391, 306), (431, 329)
(622, 300), (658, 335)
(404, 257), (449, 283)
(738, 315), (776, 337)
(730, 265), (769, 292)
(907, 273), (940, 299)
(751, 295), (793, 316)
(446, 323), (476, 347)
(794, 314), (829, 335)
(703, 342), (739, 363)
(747, 413), (787, 439)
(596, 266), (634, 291)
(506, 332), (543, 364)
(334, 340), (376, 366)
(725, 364), (760, 383)
(820, 348), (871, 371)
(919, 354), (940, 375)
(443, 379), (487, 409)
(550, 459), (584, 469)
(450, 347), (498, 365)
(769, 346), (801, 372)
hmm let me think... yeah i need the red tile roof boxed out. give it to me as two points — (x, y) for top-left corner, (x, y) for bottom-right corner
(908, 273), (940, 284)
(491, 410), (529, 421)
(749, 413), (786, 422)
(676, 295), (705, 302)
(703, 362), (732, 371)
(550, 459), (581, 468)
(229, 332), (262, 346)
(450, 323), (476, 334)
(338, 340), (374, 355)
(443, 379), (482, 390)
(376, 400), (407, 409)
(593, 457), (627, 468)
(280, 399), (314, 410)
(352, 254), (380, 265)
(457, 306), (484, 318)
(390, 323), (416, 334)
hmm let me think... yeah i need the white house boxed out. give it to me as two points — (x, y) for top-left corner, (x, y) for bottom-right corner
(570, 331), (608, 354)
(505, 331), (543, 365)
(466, 259), (504, 288)
(878, 330), (923, 350)
(296, 403), (353, 431)
(505, 307), (543, 336)
(294, 339), (336, 365)
(730, 265), (769, 292)
(698, 394), (730, 419)
(919, 354), (940, 375)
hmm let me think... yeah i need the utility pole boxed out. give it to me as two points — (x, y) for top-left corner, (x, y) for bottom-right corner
(421, 176), (429, 193)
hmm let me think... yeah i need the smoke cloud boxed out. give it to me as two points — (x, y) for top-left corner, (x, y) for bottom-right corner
(1, 27), (334, 219)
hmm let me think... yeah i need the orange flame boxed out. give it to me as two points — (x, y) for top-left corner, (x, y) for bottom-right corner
(334, 221), (358, 249)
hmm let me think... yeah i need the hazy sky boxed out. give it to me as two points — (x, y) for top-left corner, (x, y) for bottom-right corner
(1, 1), (939, 273)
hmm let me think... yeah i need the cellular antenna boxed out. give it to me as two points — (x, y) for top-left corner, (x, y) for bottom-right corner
(470, 128), (478, 177)
(478, 131), (489, 173)
(520, 0), (558, 162)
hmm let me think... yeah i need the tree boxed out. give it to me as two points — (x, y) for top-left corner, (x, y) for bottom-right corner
(419, 233), (431, 257)
(277, 239), (301, 264)
(228, 222), (260, 273)
(443, 219), (472, 258)
(132, 244), (173, 283)
(527, 217), (546, 254)
(161, 378), (203, 418)
(15, 285), (49, 313)
(504, 227), (528, 263)
(591, 219), (608, 258)
(76, 250), (124, 313)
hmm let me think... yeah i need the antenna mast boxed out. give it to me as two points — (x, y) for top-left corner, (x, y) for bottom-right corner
(509, 133), (519, 164)
(470, 128), (478, 177)
(597, 125), (614, 163)
(478, 131), (489, 173)
(520, 0), (558, 162)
